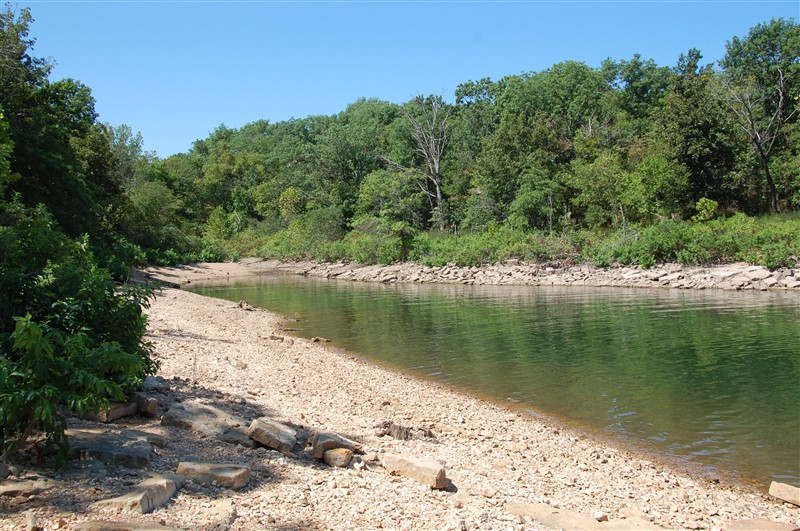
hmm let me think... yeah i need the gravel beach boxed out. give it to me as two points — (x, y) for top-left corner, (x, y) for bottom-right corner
(0, 260), (797, 531)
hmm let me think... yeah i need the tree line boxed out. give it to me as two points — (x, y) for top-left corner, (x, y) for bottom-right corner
(112, 17), (797, 267)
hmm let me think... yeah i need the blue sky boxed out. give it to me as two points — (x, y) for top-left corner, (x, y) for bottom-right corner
(22, 1), (799, 158)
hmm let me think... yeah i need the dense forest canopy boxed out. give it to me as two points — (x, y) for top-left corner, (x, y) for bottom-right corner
(94, 16), (797, 268)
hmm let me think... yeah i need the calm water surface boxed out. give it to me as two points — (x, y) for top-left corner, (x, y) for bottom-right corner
(190, 274), (799, 487)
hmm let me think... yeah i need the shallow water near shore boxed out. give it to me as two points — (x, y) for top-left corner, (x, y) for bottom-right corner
(189, 272), (800, 489)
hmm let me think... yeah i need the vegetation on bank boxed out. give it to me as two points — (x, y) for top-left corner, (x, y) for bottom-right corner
(0, 7), (797, 462)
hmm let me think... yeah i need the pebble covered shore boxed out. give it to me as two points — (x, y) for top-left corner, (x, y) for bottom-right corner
(0, 260), (798, 530)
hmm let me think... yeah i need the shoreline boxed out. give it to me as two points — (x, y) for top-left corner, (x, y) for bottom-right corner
(134, 261), (798, 529)
(2, 260), (796, 530)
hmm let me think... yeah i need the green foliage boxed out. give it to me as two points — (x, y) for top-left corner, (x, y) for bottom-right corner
(0, 198), (156, 462)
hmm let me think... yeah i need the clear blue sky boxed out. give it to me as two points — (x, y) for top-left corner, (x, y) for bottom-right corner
(22, 1), (799, 158)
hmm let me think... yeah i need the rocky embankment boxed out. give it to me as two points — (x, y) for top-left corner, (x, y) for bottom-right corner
(151, 258), (800, 292)
(269, 260), (800, 292)
(0, 262), (798, 531)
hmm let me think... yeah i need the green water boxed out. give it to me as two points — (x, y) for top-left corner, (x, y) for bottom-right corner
(189, 273), (800, 488)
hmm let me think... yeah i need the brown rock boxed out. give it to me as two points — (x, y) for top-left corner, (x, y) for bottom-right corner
(323, 448), (353, 468)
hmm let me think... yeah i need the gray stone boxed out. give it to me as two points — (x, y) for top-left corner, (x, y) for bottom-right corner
(142, 375), (170, 393)
(74, 522), (183, 531)
(66, 428), (154, 469)
(323, 448), (353, 468)
(176, 461), (250, 490)
(0, 462), (8, 480)
(769, 481), (800, 506)
(381, 453), (447, 489)
(310, 430), (357, 459)
(247, 417), (296, 454)
(161, 399), (256, 448)
(92, 473), (183, 514)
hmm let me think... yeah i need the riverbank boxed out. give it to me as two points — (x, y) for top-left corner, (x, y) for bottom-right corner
(1, 261), (797, 530)
(143, 258), (800, 292)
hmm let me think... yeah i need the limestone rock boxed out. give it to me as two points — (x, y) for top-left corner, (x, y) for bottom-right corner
(769, 481), (800, 506)
(83, 401), (138, 423)
(92, 473), (184, 514)
(310, 430), (357, 459)
(381, 453), (447, 489)
(0, 478), (56, 497)
(506, 501), (605, 530)
(66, 428), (155, 469)
(246, 417), (297, 454)
(176, 461), (250, 490)
(323, 448), (353, 468)
(727, 518), (798, 530)
(160, 399), (255, 448)
(132, 392), (158, 416)
(206, 498), (238, 529)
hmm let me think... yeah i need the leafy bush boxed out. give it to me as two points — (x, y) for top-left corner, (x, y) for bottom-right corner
(1, 199), (156, 464)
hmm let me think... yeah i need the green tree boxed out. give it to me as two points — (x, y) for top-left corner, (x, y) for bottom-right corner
(718, 18), (800, 213)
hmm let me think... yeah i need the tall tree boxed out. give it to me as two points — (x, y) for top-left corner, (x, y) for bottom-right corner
(718, 18), (799, 213)
(383, 95), (452, 227)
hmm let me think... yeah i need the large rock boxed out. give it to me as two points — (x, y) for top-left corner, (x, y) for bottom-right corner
(246, 417), (296, 454)
(309, 429), (357, 459)
(381, 453), (448, 489)
(66, 428), (157, 469)
(176, 461), (250, 490)
(769, 481), (800, 506)
(92, 473), (183, 514)
(161, 399), (255, 448)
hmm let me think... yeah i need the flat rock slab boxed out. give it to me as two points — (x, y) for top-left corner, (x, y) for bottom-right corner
(769, 481), (800, 506)
(161, 399), (255, 448)
(506, 501), (660, 530)
(176, 461), (250, 490)
(247, 417), (297, 454)
(92, 473), (184, 514)
(310, 430), (357, 459)
(727, 518), (799, 530)
(74, 521), (184, 531)
(381, 453), (448, 489)
(56, 459), (108, 480)
(0, 477), (57, 497)
(66, 428), (157, 469)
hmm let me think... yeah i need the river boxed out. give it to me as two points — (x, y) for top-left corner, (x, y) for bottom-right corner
(189, 272), (800, 488)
